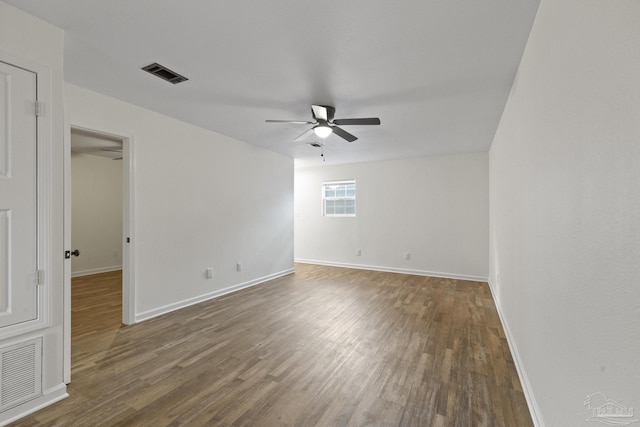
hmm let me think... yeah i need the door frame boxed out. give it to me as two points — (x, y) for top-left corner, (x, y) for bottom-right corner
(63, 123), (136, 383)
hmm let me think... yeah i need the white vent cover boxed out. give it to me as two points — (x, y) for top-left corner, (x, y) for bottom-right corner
(0, 338), (42, 412)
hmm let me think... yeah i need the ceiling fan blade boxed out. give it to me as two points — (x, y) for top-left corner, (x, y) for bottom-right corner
(265, 120), (314, 124)
(332, 126), (358, 143)
(332, 118), (381, 126)
(100, 148), (123, 152)
(311, 105), (335, 122)
(294, 128), (315, 141)
(311, 105), (327, 121)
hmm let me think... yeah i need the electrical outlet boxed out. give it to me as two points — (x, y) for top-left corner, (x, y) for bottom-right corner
(206, 268), (214, 279)
(356, 248), (362, 256)
(404, 252), (411, 261)
(236, 262), (242, 272)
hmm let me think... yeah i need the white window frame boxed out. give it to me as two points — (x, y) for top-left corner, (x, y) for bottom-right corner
(322, 180), (356, 217)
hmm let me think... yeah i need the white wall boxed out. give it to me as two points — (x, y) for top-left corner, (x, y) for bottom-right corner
(65, 83), (294, 320)
(71, 152), (123, 276)
(295, 153), (488, 280)
(489, 0), (640, 425)
(0, 2), (67, 424)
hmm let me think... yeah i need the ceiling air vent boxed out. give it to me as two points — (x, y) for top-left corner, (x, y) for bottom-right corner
(141, 63), (188, 84)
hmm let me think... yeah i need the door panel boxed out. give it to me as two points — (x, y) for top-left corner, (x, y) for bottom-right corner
(0, 61), (38, 327)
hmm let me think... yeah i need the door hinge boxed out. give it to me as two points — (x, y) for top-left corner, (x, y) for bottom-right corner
(35, 101), (43, 117)
(36, 270), (45, 286)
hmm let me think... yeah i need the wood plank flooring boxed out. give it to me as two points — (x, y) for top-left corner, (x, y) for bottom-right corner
(12, 264), (533, 426)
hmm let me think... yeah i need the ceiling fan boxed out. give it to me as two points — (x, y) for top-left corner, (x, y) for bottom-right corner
(266, 105), (380, 143)
(100, 148), (123, 160)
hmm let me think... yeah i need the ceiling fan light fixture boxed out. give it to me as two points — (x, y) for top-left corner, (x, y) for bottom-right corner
(313, 125), (333, 139)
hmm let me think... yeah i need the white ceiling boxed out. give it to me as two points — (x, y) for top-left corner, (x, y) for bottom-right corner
(71, 128), (123, 160)
(5, 0), (539, 167)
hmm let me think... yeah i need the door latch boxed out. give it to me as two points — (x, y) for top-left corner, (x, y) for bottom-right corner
(65, 249), (80, 259)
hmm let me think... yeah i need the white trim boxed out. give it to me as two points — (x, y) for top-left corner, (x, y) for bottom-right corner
(135, 268), (295, 323)
(35, 55), (53, 328)
(487, 278), (545, 427)
(294, 259), (488, 282)
(62, 89), (71, 384)
(0, 383), (67, 427)
(71, 265), (122, 278)
(122, 135), (135, 325)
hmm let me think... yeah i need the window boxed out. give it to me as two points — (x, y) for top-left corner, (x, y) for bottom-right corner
(323, 180), (356, 217)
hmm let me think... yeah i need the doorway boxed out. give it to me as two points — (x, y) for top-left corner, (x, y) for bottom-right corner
(64, 125), (135, 383)
(70, 129), (123, 277)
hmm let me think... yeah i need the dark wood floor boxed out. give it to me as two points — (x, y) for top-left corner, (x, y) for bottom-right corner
(12, 264), (532, 426)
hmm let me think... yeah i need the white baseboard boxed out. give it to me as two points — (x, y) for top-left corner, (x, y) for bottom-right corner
(135, 268), (295, 323)
(71, 265), (122, 277)
(487, 278), (545, 427)
(0, 383), (68, 426)
(294, 259), (488, 283)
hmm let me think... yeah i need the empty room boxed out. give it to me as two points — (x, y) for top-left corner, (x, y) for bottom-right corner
(0, 1), (638, 426)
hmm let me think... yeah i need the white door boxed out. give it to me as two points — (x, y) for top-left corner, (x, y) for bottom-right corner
(0, 61), (38, 327)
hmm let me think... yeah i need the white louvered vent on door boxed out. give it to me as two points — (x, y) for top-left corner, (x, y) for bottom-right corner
(0, 338), (42, 412)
